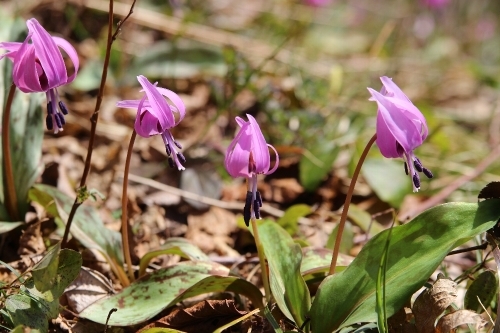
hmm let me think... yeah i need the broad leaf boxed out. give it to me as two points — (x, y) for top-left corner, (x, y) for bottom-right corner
(80, 261), (263, 326)
(277, 204), (311, 235)
(464, 270), (497, 313)
(139, 237), (209, 277)
(310, 201), (500, 333)
(29, 185), (123, 272)
(31, 243), (61, 293)
(259, 221), (310, 328)
(299, 141), (339, 192)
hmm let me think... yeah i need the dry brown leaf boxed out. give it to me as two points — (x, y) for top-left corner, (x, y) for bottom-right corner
(64, 266), (115, 313)
(388, 306), (417, 333)
(18, 221), (45, 258)
(413, 274), (457, 333)
(435, 309), (486, 333)
(186, 206), (239, 256)
(138, 299), (247, 333)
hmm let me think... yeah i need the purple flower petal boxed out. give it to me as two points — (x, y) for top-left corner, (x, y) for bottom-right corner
(27, 18), (67, 90)
(137, 75), (174, 130)
(247, 114), (271, 173)
(156, 87), (186, 125)
(52, 36), (79, 83)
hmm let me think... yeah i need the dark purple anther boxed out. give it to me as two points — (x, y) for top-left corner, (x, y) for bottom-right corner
(46, 115), (53, 130)
(243, 191), (253, 226)
(423, 168), (433, 179)
(413, 158), (423, 172)
(174, 140), (182, 149)
(253, 200), (261, 219)
(58, 101), (69, 115)
(412, 173), (421, 189)
(54, 113), (63, 129)
(256, 191), (263, 207)
(56, 113), (66, 126)
(177, 152), (186, 164)
(165, 144), (172, 156)
(167, 157), (175, 168)
(404, 162), (409, 175)
(47, 102), (54, 115)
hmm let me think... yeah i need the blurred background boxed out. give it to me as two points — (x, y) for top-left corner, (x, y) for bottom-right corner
(2, 0), (500, 255)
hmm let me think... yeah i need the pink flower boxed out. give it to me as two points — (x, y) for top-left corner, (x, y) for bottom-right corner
(367, 76), (433, 192)
(304, 0), (333, 7)
(421, 0), (450, 8)
(225, 114), (279, 225)
(0, 18), (79, 133)
(117, 75), (186, 170)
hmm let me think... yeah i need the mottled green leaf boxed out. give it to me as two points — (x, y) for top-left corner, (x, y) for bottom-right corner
(300, 247), (351, 281)
(80, 261), (262, 326)
(4, 294), (49, 333)
(310, 201), (500, 333)
(29, 185), (123, 271)
(299, 141), (339, 192)
(259, 221), (310, 327)
(32, 243), (61, 293)
(139, 237), (209, 277)
(464, 270), (497, 313)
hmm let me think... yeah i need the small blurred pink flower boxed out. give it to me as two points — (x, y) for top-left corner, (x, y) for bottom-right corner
(304, 0), (333, 7)
(117, 75), (187, 170)
(367, 76), (433, 192)
(225, 114), (279, 225)
(0, 18), (79, 133)
(421, 0), (450, 9)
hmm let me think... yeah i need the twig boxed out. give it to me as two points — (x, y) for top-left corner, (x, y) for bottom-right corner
(401, 144), (500, 220)
(121, 173), (315, 225)
(62, 0), (137, 248)
(329, 134), (377, 275)
(2, 83), (19, 221)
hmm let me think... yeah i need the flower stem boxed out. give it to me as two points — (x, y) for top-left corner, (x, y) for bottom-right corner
(250, 217), (271, 304)
(2, 83), (19, 221)
(121, 130), (137, 283)
(61, 0), (137, 249)
(328, 134), (377, 276)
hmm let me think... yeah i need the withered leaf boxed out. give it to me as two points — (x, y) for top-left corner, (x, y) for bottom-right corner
(138, 299), (247, 333)
(435, 309), (486, 333)
(413, 274), (457, 333)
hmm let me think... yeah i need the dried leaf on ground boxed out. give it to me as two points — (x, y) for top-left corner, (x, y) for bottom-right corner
(435, 309), (486, 333)
(413, 274), (457, 333)
(138, 299), (247, 333)
(65, 266), (115, 313)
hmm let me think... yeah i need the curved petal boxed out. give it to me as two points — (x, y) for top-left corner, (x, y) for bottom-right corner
(265, 144), (279, 175)
(156, 87), (186, 125)
(116, 99), (142, 108)
(137, 75), (174, 129)
(368, 88), (423, 154)
(27, 18), (67, 89)
(376, 110), (401, 158)
(246, 114), (270, 174)
(0, 42), (22, 61)
(235, 117), (246, 127)
(13, 39), (43, 92)
(52, 36), (79, 83)
(379, 76), (411, 102)
(225, 122), (252, 178)
(384, 96), (428, 141)
(134, 96), (154, 137)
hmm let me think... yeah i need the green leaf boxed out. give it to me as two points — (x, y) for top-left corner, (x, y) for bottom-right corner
(28, 185), (123, 271)
(310, 201), (500, 333)
(277, 204), (311, 235)
(139, 237), (209, 277)
(259, 221), (311, 328)
(80, 261), (263, 326)
(361, 158), (410, 208)
(31, 243), (61, 293)
(326, 221), (354, 253)
(464, 270), (497, 313)
(4, 294), (49, 332)
(299, 141), (339, 192)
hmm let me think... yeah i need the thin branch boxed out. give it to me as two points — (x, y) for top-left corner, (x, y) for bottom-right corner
(62, 0), (137, 248)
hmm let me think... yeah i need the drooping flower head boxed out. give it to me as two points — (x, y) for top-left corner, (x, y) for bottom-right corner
(0, 18), (79, 133)
(117, 75), (186, 170)
(225, 114), (279, 226)
(367, 76), (433, 192)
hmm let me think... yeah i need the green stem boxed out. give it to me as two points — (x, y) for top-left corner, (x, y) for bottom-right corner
(251, 217), (271, 304)
(121, 130), (137, 283)
(2, 83), (19, 221)
(328, 134), (377, 275)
